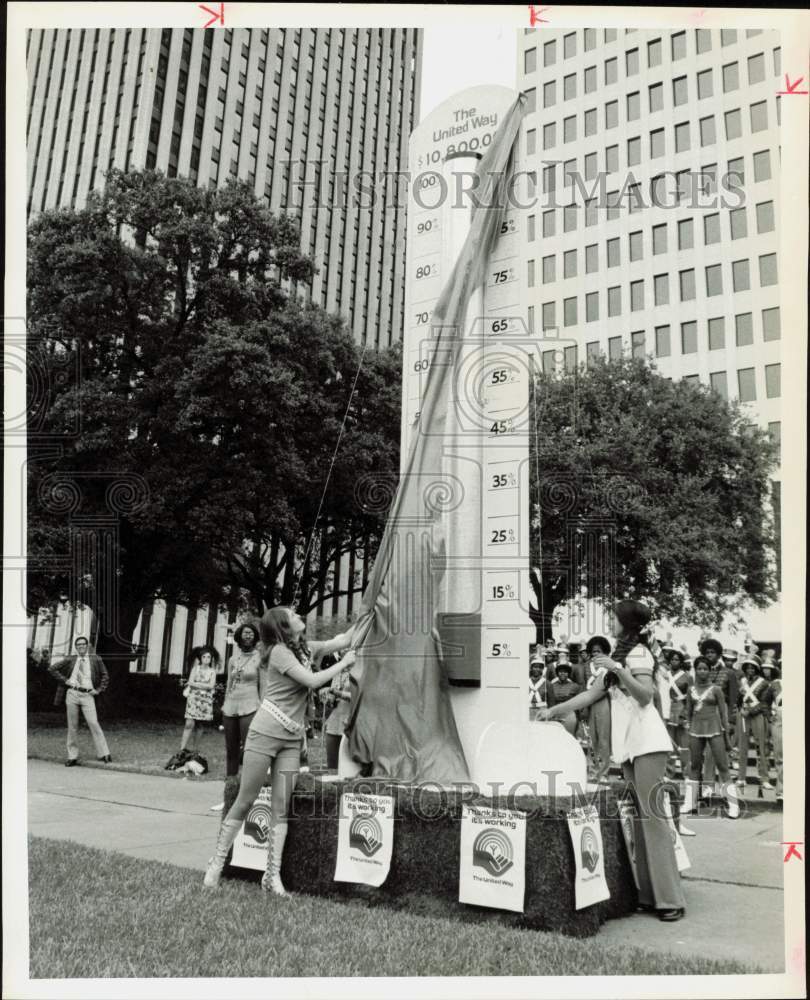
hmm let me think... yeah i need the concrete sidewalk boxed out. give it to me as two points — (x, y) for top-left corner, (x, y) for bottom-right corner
(27, 758), (786, 970)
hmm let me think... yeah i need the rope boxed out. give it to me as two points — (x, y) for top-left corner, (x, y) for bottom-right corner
(292, 341), (368, 608)
(531, 361), (545, 637)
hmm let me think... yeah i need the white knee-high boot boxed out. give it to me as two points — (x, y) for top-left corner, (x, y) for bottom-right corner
(203, 818), (242, 888)
(261, 821), (289, 896)
(723, 782), (740, 819)
(682, 779), (699, 815)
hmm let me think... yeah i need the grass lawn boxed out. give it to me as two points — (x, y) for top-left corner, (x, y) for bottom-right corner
(28, 836), (763, 979)
(27, 712), (328, 779)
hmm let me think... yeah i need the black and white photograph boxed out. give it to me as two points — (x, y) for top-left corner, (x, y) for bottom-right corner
(3, 4), (807, 999)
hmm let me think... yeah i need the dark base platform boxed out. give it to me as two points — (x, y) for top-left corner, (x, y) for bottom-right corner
(222, 772), (639, 937)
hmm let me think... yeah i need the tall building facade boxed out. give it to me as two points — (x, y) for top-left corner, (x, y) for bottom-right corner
(517, 26), (781, 640)
(26, 27), (422, 674)
(26, 26), (422, 348)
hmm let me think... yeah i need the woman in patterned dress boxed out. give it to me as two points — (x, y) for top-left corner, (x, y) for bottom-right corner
(180, 646), (219, 753)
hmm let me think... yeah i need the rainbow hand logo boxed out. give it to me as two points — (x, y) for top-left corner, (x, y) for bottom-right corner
(244, 804), (271, 845)
(472, 828), (514, 877)
(580, 826), (600, 873)
(349, 814), (383, 857)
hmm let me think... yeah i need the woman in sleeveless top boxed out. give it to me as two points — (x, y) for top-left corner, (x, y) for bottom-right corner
(221, 621), (265, 778)
(204, 606), (355, 893)
(682, 656), (738, 818)
(540, 600), (687, 921)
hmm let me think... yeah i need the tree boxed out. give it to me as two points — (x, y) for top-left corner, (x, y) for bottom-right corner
(528, 355), (778, 639)
(27, 170), (400, 697)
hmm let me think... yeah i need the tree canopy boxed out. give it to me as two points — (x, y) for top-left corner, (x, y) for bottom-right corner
(529, 355), (778, 637)
(27, 170), (400, 673)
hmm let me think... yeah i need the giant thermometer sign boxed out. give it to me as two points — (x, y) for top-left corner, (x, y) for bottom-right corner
(402, 86), (585, 792)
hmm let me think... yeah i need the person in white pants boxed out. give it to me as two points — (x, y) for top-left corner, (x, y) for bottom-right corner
(48, 636), (111, 765)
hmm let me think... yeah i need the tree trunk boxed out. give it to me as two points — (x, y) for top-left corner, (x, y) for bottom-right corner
(528, 570), (566, 644)
(94, 599), (143, 718)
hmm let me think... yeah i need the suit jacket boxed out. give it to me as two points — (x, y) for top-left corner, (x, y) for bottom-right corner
(48, 653), (109, 694)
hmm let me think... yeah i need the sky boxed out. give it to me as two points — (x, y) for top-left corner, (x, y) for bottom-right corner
(420, 27), (517, 119)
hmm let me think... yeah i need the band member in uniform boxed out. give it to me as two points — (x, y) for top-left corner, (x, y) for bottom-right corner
(698, 637), (738, 797)
(528, 656), (548, 721)
(682, 656), (739, 819)
(546, 659), (582, 736)
(736, 654), (773, 790)
(770, 672), (783, 803)
(664, 650), (691, 778)
(541, 600), (686, 921)
(721, 648), (741, 752)
(585, 635), (612, 785)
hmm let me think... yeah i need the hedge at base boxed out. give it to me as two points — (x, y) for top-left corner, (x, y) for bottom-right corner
(222, 773), (639, 937)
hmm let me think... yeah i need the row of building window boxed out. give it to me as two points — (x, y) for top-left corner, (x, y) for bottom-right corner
(539, 338), (781, 402)
(530, 95), (774, 146)
(525, 49), (780, 104)
(525, 28), (766, 70)
(528, 256), (778, 328)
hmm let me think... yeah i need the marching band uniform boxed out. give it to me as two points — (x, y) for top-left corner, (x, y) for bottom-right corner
(664, 659), (691, 778)
(736, 657), (772, 788)
(770, 678), (783, 801)
(528, 665), (548, 722)
(683, 671), (738, 818)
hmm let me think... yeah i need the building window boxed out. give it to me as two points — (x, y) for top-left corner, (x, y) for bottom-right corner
(738, 368), (756, 402)
(735, 312), (754, 346)
(586, 341), (600, 366)
(604, 28), (617, 42)
(774, 46), (782, 76)
(544, 40), (556, 66)
(750, 100), (768, 132)
(730, 207), (748, 239)
(563, 115), (577, 143)
(704, 213), (721, 244)
(722, 61), (739, 92)
(525, 87), (537, 113)
(584, 28), (597, 51)
(564, 345), (578, 371)
(563, 296), (577, 326)
(528, 215), (536, 241)
(607, 238), (620, 268)
(754, 149), (771, 181)
(544, 80), (556, 107)
(672, 31), (686, 60)
(604, 144), (618, 174)
(586, 292), (599, 322)
(649, 82), (663, 113)
(583, 108), (597, 137)
(627, 136), (641, 166)
(630, 280), (644, 311)
(732, 259), (751, 292)
(710, 372), (728, 399)
(608, 335), (623, 359)
(675, 121), (690, 153)
(708, 316), (725, 350)
(699, 115), (716, 146)
(542, 302), (556, 329)
(756, 200), (775, 234)
(542, 255), (556, 283)
(727, 155), (744, 186)
(627, 91), (640, 121)
(765, 365), (782, 399)
(725, 108), (742, 140)
(706, 264), (723, 296)
(585, 244), (598, 274)
(762, 306), (780, 341)
(647, 38), (662, 68)
(655, 324), (671, 357)
(680, 269), (696, 301)
(721, 29), (738, 46)
(584, 152), (597, 180)
(543, 122), (556, 149)
(563, 204), (577, 232)
(768, 421), (781, 453)
(631, 331), (645, 357)
(673, 75), (688, 105)
(650, 128), (665, 158)
(682, 321), (698, 354)
(608, 285), (621, 316)
(604, 57), (618, 85)
(584, 65), (597, 93)
(542, 349), (556, 373)
(542, 210), (555, 237)
(564, 73), (577, 100)
(678, 218), (694, 250)
(654, 274), (669, 306)
(563, 32), (576, 59)
(759, 253), (778, 286)
(695, 68), (713, 100)
(528, 259), (535, 288)
(628, 230), (642, 261)
(748, 52), (765, 84)
(524, 47), (537, 74)
(626, 48), (639, 75)
(695, 28), (711, 53)
(652, 224), (667, 255)
(563, 249), (577, 278)
(605, 100), (618, 128)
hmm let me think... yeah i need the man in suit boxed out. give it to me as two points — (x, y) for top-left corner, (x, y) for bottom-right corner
(48, 635), (112, 766)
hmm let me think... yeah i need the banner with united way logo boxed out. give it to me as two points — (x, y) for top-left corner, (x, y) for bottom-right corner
(566, 806), (610, 910)
(230, 786), (273, 871)
(334, 792), (394, 887)
(459, 805), (526, 913)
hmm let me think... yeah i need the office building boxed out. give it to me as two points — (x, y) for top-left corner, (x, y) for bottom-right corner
(26, 27), (422, 673)
(517, 26), (781, 640)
